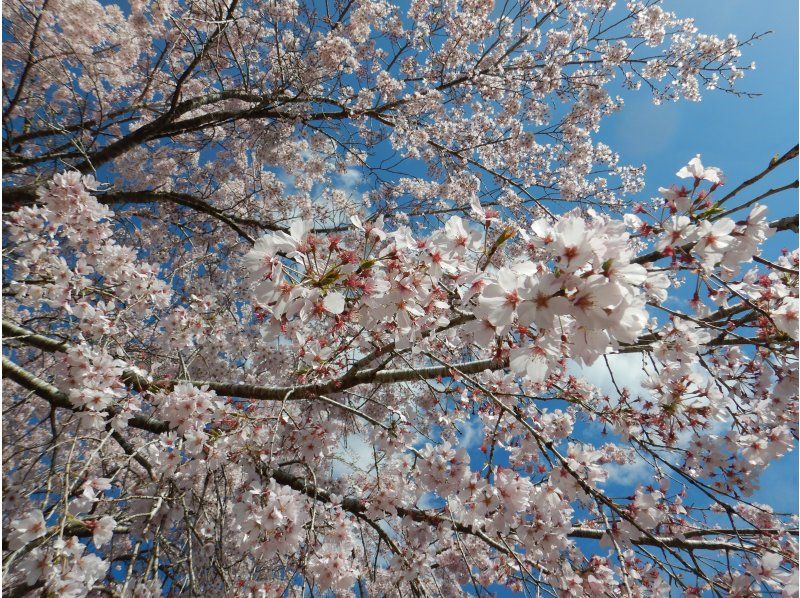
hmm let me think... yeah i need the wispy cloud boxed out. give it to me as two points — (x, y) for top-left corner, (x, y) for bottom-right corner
(568, 352), (651, 400)
(330, 433), (375, 479)
(337, 168), (362, 191)
(455, 417), (484, 451)
(601, 454), (653, 487)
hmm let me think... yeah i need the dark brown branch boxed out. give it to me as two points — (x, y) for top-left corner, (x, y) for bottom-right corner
(716, 145), (798, 207)
(267, 465), (776, 553)
(4, 0), (51, 123)
(2, 356), (169, 434)
(714, 179), (799, 221)
(3, 319), (499, 401)
(3, 186), (257, 243)
(633, 215), (799, 265)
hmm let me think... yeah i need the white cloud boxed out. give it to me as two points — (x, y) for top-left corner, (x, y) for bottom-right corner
(330, 433), (375, 479)
(417, 491), (443, 509)
(572, 354), (656, 486)
(568, 352), (651, 400)
(337, 168), (362, 191)
(602, 454), (653, 487)
(455, 417), (484, 451)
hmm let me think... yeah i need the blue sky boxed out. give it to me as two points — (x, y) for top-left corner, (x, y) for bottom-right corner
(604, 0), (799, 513)
(241, 0), (800, 588)
(606, 0), (798, 206)
(15, 0), (794, 592)
(147, 0), (800, 591)
(476, 2), (798, 593)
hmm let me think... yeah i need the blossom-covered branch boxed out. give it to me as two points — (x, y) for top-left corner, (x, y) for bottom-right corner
(2, 0), (797, 595)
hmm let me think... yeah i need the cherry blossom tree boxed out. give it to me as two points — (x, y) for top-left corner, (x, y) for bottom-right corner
(2, 0), (798, 595)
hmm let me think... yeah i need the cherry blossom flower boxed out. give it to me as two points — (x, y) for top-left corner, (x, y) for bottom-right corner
(517, 273), (570, 329)
(676, 154), (726, 185)
(478, 268), (532, 327)
(693, 218), (736, 266)
(8, 510), (47, 550)
(90, 516), (116, 548)
(0, 2), (795, 595)
(774, 297), (799, 340)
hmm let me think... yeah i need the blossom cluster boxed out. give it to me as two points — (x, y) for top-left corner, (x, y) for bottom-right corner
(1, 0), (796, 594)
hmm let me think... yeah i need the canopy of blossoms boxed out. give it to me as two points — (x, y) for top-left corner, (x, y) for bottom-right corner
(2, 0), (798, 595)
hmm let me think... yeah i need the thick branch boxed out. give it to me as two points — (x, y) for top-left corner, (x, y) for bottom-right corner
(633, 215), (798, 265)
(267, 465), (776, 554)
(3, 320), (496, 401)
(2, 187), (256, 243)
(716, 145), (798, 207)
(2, 356), (169, 434)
